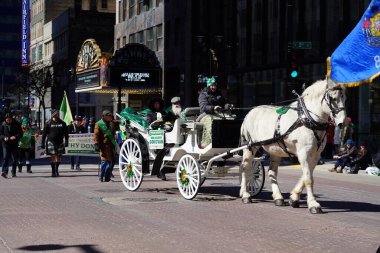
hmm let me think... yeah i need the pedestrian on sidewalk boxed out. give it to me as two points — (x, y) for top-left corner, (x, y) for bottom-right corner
(68, 115), (85, 170)
(93, 110), (119, 182)
(346, 143), (372, 174)
(329, 139), (357, 173)
(0, 113), (23, 178)
(18, 118), (38, 173)
(41, 109), (69, 177)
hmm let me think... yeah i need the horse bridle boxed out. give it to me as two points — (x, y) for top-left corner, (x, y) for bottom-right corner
(321, 86), (345, 118)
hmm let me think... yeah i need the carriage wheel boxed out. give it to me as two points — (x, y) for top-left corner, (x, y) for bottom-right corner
(200, 162), (206, 186)
(119, 138), (144, 191)
(239, 160), (265, 197)
(176, 154), (201, 200)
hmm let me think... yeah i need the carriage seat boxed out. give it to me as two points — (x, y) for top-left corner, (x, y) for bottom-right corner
(164, 118), (184, 144)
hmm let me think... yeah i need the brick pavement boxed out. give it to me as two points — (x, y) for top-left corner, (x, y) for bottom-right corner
(0, 161), (379, 253)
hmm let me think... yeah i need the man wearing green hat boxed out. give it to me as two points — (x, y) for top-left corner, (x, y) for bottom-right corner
(198, 77), (232, 148)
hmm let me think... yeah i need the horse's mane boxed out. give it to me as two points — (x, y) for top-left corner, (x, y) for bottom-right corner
(287, 79), (327, 107)
(302, 79), (327, 99)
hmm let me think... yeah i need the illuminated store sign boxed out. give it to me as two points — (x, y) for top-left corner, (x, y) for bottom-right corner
(110, 68), (160, 88)
(21, 0), (29, 66)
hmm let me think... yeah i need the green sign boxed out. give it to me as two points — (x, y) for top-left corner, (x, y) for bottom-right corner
(292, 41), (312, 49)
(149, 130), (164, 149)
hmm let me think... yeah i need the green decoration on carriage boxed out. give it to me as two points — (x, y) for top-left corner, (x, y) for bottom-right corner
(119, 107), (151, 130)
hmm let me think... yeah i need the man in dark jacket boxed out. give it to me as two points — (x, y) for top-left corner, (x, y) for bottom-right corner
(41, 109), (69, 177)
(0, 113), (23, 178)
(199, 77), (231, 114)
(198, 77), (231, 148)
(68, 115), (85, 170)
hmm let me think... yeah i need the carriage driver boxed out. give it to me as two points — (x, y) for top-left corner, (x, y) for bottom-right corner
(198, 77), (232, 148)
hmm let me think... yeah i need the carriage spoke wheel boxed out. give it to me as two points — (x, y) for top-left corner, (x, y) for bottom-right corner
(176, 154), (201, 200)
(248, 161), (265, 197)
(239, 160), (265, 197)
(119, 138), (143, 191)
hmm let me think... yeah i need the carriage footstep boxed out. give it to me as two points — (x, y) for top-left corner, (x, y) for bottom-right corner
(242, 198), (252, 204)
(288, 199), (300, 208)
(309, 207), (323, 214)
(274, 199), (286, 206)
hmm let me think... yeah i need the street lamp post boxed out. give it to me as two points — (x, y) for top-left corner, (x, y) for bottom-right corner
(69, 67), (79, 115)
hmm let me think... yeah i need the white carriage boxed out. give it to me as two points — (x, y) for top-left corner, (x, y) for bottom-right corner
(117, 108), (265, 200)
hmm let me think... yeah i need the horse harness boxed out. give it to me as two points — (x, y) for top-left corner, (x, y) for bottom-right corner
(247, 89), (338, 157)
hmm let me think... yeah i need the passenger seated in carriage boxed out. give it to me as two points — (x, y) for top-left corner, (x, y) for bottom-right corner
(198, 77), (233, 148)
(166, 96), (183, 122)
(147, 97), (170, 129)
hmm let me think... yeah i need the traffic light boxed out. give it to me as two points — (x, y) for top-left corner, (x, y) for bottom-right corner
(288, 51), (298, 79)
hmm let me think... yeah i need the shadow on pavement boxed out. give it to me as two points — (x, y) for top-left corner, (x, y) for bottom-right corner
(319, 200), (380, 213)
(17, 244), (103, 253)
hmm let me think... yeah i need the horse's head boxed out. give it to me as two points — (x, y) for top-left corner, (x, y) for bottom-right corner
(322, 81), (347, 127)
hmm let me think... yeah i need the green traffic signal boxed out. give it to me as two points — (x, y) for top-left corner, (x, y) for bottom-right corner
(290, 70), (298, 78)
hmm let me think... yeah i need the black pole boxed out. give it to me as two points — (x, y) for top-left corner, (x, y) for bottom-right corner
(286, 0), (294, 99)
(117, 82), (121, 112)
(74, 69), (78, 115)
(287, 0), (294, 69)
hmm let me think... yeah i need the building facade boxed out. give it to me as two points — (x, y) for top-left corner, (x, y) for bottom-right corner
(0, 0), (22, 110)
(118, 0), (378, 146)
(29, 0), (115, 122)
(114, 0), (164, 110)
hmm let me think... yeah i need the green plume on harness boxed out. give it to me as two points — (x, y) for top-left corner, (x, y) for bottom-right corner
(276, 106), (289, 115)
(207, 77), (216, 87)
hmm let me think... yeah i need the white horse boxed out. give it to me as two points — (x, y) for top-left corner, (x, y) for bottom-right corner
(240, 79), (346, 214)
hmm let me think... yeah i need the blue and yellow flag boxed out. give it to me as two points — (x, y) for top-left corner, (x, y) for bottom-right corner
(327, 0), (380, 87)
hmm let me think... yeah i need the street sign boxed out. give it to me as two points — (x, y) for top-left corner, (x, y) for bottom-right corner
(292, 41), (312, 49)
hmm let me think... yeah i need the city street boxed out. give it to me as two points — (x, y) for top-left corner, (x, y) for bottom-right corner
(0, 160), (379, 253)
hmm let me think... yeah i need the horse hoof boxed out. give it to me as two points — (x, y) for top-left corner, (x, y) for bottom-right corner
(274, 199), (285, 206)
(242, 198), (252, 204)
(288, 199), (300, 208)
(309, 207), (323, 214)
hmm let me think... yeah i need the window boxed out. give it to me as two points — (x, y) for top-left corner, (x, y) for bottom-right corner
(129, 0), (136, 18)
(102, 0), (107, 8)
(156, 24), (163, 51)
(31, 47), (36, 63)
(137, 31), (145, 44)
(37, 44), (43, 61)
(146, 28), (153, 49)
(137, 0), (144, 14)
(90, 0), (97, 10)
(122, 0), (126, 21)
(116, 38), (120, 50)
(129, 33), (136, 43)
(147, 0), (153, 10)
(122, 36), (127, 46)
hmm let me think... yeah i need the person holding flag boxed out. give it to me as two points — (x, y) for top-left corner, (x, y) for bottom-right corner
(93, 110), (119, 182)
(41, 109), (69, 177)
(327, 0), (380, 86)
